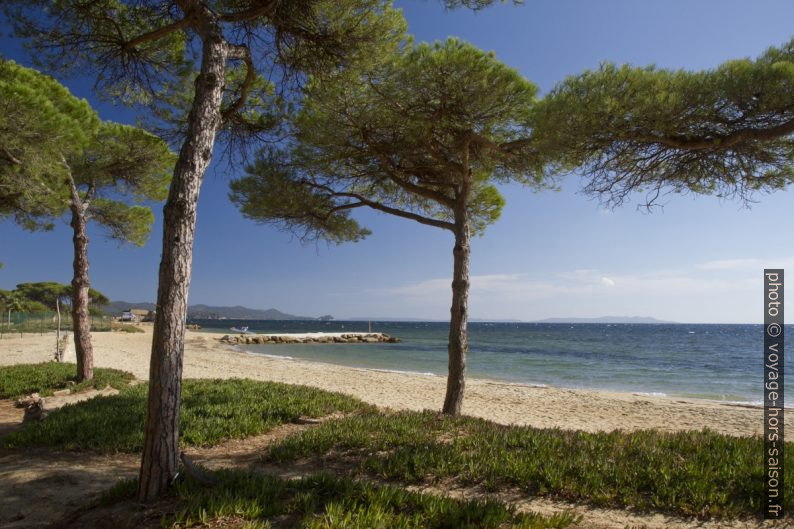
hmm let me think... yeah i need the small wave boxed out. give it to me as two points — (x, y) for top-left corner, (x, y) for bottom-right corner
(633, 391), (668, 397)
(722, 399), (794, 409)
(247, 351), (295, 360)
(368, 368), (438, 377)
(722, 399), (763, 408)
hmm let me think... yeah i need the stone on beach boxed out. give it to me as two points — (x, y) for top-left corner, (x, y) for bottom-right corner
(220, 332), (399, 345)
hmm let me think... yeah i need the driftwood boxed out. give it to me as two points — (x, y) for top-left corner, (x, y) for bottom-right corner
(15, 393), (41, 408)
(23, 400), (48, 423)
(294, 417), (321, 425)
(179, 452), (219, 487)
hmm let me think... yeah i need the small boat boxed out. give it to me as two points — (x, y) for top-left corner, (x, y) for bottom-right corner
(230, 326), (252, 334)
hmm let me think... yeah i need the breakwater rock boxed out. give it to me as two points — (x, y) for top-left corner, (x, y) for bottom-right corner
(220, 332), (400, 345)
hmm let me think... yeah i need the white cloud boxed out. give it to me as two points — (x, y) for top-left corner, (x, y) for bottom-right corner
(359, 265), (772, 323)
(600, 276), (616, 287)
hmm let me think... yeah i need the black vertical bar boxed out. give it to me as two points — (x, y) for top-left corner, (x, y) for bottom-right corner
(764, 269), (784, 519)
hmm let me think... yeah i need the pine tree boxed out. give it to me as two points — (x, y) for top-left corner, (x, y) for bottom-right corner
(0, 60), (173, 382)
(231, 39), (549, 415)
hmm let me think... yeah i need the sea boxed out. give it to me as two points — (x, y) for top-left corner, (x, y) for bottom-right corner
(189, 320), (791, 406)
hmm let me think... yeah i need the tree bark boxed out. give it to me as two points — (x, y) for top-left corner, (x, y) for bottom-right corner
(56, 298), (61, 362)
(137, 21), (228, 503)
(442, 206), (471, 416)
(67, 178), (93, 382)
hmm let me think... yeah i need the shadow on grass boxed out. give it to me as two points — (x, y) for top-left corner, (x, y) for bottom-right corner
(90, 471), (579, 529)
(1, 378), (370, 452)
(264, 410), (794, 520)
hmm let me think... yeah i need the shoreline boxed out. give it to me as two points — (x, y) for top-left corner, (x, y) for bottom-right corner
(0, 326), (789, 437)
(231, 343), (773, 410)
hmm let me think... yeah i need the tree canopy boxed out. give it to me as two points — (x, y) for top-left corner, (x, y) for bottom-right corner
(66, 121), (174, 244)
(444, 0), (522, 9)
(13, 282), (109, 311)
(2, 1), (407, 156)
(0, 289), (46, 313)
(0, 59), (94, 228)
(0, 59), (174, 240)
(531, 38), (794, 207)
(231, 38), (547, 241)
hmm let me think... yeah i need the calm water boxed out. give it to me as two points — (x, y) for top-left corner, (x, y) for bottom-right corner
(190, 320), (790, 405)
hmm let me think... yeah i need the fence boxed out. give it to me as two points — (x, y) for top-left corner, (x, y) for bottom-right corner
(0, 311), (111, 338)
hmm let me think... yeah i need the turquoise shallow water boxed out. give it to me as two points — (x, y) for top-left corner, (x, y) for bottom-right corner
(191, 320), (790, 405)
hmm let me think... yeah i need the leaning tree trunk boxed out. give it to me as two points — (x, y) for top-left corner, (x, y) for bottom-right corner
(137, 30), (228, 503)
(442, 208), (471, 416)
(67, 179), (93, 382)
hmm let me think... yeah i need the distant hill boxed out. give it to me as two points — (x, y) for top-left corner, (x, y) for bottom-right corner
(105, 301), (312, 320)
(345, 317), (524, 322)
(188, 305), (312, 320)
(105, 301), (157, 315)
(533, 316), (675, 324)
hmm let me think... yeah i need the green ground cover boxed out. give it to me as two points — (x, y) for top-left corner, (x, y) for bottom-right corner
(0, 362), (134, 398)
(265, 410), (793, 518)
(1, 376), (370, 451)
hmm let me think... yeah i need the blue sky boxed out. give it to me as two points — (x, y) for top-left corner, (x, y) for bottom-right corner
(2, 0), (794, 323)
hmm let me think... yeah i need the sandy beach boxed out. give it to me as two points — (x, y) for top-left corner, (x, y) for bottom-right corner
(0, 325), (786, 437)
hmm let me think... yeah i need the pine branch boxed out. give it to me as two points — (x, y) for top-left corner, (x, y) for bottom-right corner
(123, 19), (190, 50)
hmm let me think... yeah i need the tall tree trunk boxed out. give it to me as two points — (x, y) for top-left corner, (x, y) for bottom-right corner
(442, 207), (471, 416)
(67, 178), (93, 382)
(137, 26), (228, 503)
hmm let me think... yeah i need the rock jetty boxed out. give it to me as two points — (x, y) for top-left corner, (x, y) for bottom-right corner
(220, 332), (399, 345)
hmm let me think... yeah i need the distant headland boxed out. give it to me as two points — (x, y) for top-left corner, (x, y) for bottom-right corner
(106, 302), (675, 324)
(533, 316), (675, 324)
(106, 301), (315, 321)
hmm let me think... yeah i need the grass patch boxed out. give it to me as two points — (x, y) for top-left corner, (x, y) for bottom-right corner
(110, 322), (145, 333)
(1, 378), (370, 451)
(0, 362), (135, 399)
(105, 471), (578, 528)
(265, 410), (794, 519)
